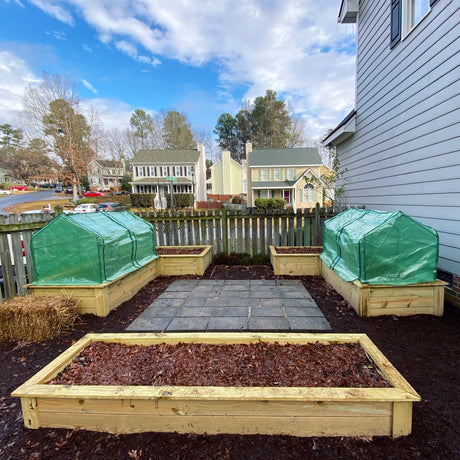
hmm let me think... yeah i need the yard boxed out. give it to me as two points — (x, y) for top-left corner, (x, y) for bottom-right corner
(1, 264), (459, 459)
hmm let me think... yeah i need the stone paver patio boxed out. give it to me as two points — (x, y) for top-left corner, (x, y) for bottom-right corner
(126, 279), (331, 332)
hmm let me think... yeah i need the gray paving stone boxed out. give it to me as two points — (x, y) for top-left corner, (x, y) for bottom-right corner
(224, 280), (250, 285)
(204, 297), (228, 307)
(165, 283), (196, 292)
(250, 279), (276, 286)
(289, 317), (332, 331)
(276, 279), (303, 286)
(167, 317), (209, 331)
(158, 291), (190, 299)
(150, 298), (185, 308)
(182, 298), (207, 307)
(224, 306), (249, 317)
(284, 307), (325, 317)
(176, 306), (212, 317)
(250, 306), (285, 317)
(282, 298), (317, 307)
(207, 316), (248, 330)
(227, 297), (255, 307)
(250, 291), (279, 299)
(140, 306), (180, 317)
(248, 316), (289, 330)
(126, 317), (171, 331)
(280, 290), (311, 299)
(260, 298), (284, 307)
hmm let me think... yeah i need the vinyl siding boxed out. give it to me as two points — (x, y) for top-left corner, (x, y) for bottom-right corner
(337, 0), (460, 275)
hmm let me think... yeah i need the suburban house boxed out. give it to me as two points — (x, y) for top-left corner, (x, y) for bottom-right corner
(209, 150), (247, 198)
(130, 143), (207, 203)
(246, 142), (330, 210)
(324, 0), (460, 306)
(87, 158), (125, 191)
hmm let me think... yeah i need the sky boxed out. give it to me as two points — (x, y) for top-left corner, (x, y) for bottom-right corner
(0, 0), (357, 154)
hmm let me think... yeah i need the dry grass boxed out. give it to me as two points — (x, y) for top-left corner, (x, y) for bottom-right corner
(0, 295), (79, 343)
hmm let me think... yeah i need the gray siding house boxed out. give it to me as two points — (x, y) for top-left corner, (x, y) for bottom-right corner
(324, 0), (460, 306)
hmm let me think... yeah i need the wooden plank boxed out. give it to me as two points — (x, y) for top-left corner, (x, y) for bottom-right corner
(274, 212), (280, 246)
(215, 216), (222, 253)
(244, 215), (251, 254)
(20, 397), (40, 429)
(200, 211), (207, 247)
(207, 211), (215, 256)
(281, 214), (287, 246)
(229, 212), (235, 253)
(0, 216), (15, 299)
(296, 211), (302, 246)
(392, 402), (413, 438)
(259, 215), (265, 254)
(251, 215), (258, 255)
(9, 214), (28, 296)
(288, 214), (295, 246)
(237, 214), (243, 254)
(36, 412), (393, 436)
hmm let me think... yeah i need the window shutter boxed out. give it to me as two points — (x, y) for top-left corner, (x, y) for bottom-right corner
(390, 0), (401, 48)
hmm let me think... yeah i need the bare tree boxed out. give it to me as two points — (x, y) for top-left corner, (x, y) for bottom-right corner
(21, 72), (79, 141)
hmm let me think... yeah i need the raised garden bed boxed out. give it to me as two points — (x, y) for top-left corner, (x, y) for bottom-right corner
(157, 245), (212, 276)
(28, 258), (159, 317)
(269, 245), (322, 276)
(12, 332), (420, 438)
(320, 261), (447, 317)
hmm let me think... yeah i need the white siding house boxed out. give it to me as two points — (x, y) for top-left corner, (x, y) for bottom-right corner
(324, 0), (460, 306)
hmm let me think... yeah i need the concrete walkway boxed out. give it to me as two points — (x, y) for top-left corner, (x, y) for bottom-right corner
(126, 279), (331, 332)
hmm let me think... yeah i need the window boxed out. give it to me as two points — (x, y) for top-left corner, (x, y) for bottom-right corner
(150, 166), (156, 176)
(258, 190), (273, 199)
(186, 166), (194, 177)
(161, 166), (169, 177)
(391, 0), (436, 47)
(136, 166), (144, 177)
(286, 168), (295, 181)
(302, 183), (316, 202)
(260, 169), (269, 181)
(274, 169), (281, 180)
(174, 166), (182, 176)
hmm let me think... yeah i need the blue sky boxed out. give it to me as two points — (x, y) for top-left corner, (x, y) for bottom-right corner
(0, 0), (356, 155)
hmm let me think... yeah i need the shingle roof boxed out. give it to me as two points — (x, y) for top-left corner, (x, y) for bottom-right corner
(133, 149), (200, 163)
(248, 148), (322, 166)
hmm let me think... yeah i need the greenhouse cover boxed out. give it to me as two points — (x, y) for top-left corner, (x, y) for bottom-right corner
(320, 208), (439, 285)
(31, 211), (157, 285)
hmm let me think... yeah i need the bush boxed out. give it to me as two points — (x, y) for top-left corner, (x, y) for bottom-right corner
(130, 193), (155, 208)
(254, 198), (285, 211)
(231, 195), (242, 204)
(165, 193), (194, 209)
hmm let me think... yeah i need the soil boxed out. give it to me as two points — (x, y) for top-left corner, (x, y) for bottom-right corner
(274, 247), (323, 254)
(156, 247), (205, 255)
(48, 341), (390, 388)
(1, 266), (459, 460)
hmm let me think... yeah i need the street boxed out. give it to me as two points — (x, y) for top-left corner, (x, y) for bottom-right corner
(0, 190), (68, 216)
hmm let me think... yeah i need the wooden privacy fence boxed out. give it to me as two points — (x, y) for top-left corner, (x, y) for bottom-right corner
(0, 205), (333, 301)
(140, 204), (334, 256)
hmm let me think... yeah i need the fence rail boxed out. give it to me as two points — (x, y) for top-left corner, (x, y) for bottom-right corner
(0, 204), (334, 301)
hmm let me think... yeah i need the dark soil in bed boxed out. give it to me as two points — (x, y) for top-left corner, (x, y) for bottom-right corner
(1, 265), (459, 460)
(48, 341), (390, 388)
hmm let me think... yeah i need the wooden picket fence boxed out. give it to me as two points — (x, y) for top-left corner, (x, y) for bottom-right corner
(140, 204), (334, 256)
(0, 204), (334, 301)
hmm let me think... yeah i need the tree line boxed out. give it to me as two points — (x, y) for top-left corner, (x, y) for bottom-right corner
(0, 72), (312, 196)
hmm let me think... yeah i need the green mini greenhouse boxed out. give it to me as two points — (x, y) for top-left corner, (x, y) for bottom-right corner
(320, 208), (439, 285)
(31, 211), (157, 285)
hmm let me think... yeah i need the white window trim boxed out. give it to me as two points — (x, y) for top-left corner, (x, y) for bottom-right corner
(402, 0), (431, 39)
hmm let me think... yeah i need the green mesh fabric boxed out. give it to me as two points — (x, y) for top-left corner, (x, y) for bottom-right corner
(31, 211), (157, 285)
(320, 208), (439, 285)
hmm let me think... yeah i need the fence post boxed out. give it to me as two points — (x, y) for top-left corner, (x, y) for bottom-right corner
(314, 202), (321, 246)
(222, 209), (228, 254)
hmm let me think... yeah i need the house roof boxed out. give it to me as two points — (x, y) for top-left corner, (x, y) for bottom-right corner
(133, 149), (200, 164)
(91, 158), (123, 167)
(322, 110), (356, 147)
(248, 148), (322, 167)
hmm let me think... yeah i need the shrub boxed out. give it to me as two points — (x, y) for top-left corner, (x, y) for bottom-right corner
(254, 198), (285, 211)
(165, 193), (194, 209)
(231, 195), (242, 204)
(130, 193), (155, 208)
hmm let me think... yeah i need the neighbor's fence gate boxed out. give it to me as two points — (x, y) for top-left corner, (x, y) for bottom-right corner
(0, 205), (334, 301)
(140, 204), (334, 256)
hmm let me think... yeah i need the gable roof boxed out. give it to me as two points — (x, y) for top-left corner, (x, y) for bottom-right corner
(133, 149), (200, 164)
(248, 147), (322, 167)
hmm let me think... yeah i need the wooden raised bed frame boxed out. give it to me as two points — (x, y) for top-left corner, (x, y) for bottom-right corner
(320, 261), (447, 317)
(157, 245), (212, 276)
(28, 258), (159, 317)
(12, 332), (420, 438)
(269, 245), (322, 276)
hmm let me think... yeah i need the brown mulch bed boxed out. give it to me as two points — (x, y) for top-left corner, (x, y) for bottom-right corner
(274, 247), (323, 254)
(48, 341), (390, 388)
(156, 247), (205, 255)
(1, 266), (459, 459)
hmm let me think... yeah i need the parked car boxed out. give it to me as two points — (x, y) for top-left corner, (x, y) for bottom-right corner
(84, 191), (106, 197)
(55, 185), (63, 193)
(97, 202), (126, 212)
(0, 189), (11, 195)
(65, 186), (73, 194)
(9, 185), (29, 191)
(73, 203), (98, 213)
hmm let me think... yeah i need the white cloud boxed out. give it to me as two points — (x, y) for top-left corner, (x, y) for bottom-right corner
(18, 1), (357, 138)
(0, 50), (40, 125)
(81, 79), (97, 94)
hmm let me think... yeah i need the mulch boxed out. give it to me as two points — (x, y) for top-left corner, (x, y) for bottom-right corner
(1, 265), (459, 460)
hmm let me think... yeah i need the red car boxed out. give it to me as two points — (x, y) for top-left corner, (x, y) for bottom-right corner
(9, 185), (29, 191)
(83, 191), (106, 197)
